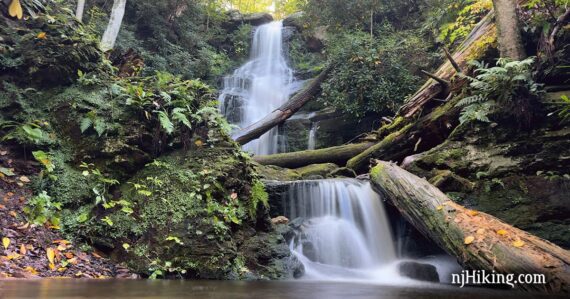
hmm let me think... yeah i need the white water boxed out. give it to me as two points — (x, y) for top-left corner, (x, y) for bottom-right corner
(218, 21), (296, 155)
(284, 179), (408, 282)
(307, 122), (318, 150)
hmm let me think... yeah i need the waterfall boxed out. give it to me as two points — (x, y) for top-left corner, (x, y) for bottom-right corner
(218, 21), (295, 155)
(307, 122), (318, 150)
(283, 179), (402, 281)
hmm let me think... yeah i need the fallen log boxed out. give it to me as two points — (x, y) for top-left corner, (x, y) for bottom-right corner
(234, 65), (332, 145)
(253, 142), (374, 168)
(370, 161), (570, 293)
(346, 97), (462, 172)
(398, 12), (496, 118)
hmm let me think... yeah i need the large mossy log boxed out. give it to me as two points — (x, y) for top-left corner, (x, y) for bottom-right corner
(253, 142), (373, 168)
(234, 65), (332, 145)
(370, 161), (570, 293)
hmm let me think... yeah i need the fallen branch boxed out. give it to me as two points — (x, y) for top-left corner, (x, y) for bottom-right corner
(370, 161), (570, 293)
(234, 65), (332, 145)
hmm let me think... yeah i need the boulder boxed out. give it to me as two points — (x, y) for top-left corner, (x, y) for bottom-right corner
(397, 261), (440, 282)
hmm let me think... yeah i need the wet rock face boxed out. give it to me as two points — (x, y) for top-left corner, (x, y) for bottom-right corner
(397, 261), (440, 282)
(224, 10), (273, 29)
(405, 121), (570, 248)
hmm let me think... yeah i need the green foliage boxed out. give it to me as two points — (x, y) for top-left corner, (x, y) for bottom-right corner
(23, 191), (62, 226)
(0, 4), (103, 86)
(319, 28), (431, 117)
(249, 180), (269, 219)
(80, 162), (119, 206)
(457, 58), (544, 126)
(428, 0), (492, 48)
(80, 111), (108, 137)
(549, 95), (570, 123)
(0, 120), (53, 146)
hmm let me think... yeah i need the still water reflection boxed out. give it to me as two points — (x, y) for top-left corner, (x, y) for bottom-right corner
(0, 279), (562, 299)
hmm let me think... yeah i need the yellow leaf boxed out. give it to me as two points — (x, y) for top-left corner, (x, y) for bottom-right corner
(24, 266), (38, 275)
(436, 205), (443, 211)
(9, 0), (23, 20)
(20, 244), (26, 255)
(37, 32), (47, 39)
(512, 239), (525, 248)
(49, 263), (56, 271)
(46, 247), (55, 264)
(19, 176), (30, 183)
(9, 211), (17, 217)
(2, 237), (10, 249)
(194, 140), (203, 147)
(466, 210), (479, 216)
(57, 267), (67, 272)
(476, 228), (485, 234)
(464, 235), (475, 245)
(496, 229), (508, 236)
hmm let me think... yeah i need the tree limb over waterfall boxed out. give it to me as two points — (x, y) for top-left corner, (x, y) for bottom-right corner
(370, 161), (570, 293)
(234, 65), (332, 145)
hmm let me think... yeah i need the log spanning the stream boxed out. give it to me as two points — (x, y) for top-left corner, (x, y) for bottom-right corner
(234, 65), (332, 145)
(253, 142), (374, 168)
(370, 161), (570, 293)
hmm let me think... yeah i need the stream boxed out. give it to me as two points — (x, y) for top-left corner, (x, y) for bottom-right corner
(0, 279), (562, 299)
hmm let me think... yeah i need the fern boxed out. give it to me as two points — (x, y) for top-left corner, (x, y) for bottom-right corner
(157, 111), (174, 134)
(456, 57), (543, 125)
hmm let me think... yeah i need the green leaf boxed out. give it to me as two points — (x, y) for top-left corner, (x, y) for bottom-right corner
(77, 212), (90, 223)
(80, 117), (92, 133)
(172, 108), (192, 129)
(157, 111), (174, 134)
(0, 167), (15, 176)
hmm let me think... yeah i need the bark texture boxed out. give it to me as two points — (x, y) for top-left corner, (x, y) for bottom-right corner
(492, 0), (527, 60)
(371, 161), (570, 293)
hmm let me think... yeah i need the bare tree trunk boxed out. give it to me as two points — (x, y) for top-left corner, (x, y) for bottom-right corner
(371, 161), (570, 293)
(492, 0), (526, 60)
(76, 0), (86, 22)
(101, 0), (127, 52)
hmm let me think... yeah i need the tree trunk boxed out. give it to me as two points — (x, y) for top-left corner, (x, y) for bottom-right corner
(492, 0), (526, 60)
(75, 0), (86, 22)
(100, 0), (127, 52)
(253, 142), (374, 168)
(370, 161), (570, 293)
(234, 65), (332, 145)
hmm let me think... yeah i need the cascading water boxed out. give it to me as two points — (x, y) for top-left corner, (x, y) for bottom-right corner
(307, 122), (318, 150)
(283, 179), (406, 282)
(218, 21), (295, 155)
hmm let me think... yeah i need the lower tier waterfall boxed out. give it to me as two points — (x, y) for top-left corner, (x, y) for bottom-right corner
(279, 178), (460, 283)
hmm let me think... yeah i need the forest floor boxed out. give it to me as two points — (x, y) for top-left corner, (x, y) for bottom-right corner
(0, 144), (132, 279)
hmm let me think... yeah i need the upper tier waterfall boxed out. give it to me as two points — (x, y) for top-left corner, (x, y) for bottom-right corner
(218, 21), (296, 155)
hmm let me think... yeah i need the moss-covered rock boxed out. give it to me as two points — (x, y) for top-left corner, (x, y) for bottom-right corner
(62, 146), (300, 279)
(405, 120), (570, 248)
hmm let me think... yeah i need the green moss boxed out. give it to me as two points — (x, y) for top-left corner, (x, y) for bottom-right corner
(295, 163), (339, 179)
(250, 180), (269, 219)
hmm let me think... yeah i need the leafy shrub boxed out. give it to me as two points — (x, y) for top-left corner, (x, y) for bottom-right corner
(319, 28), (433, 118)
(456, 57), (544, 126)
